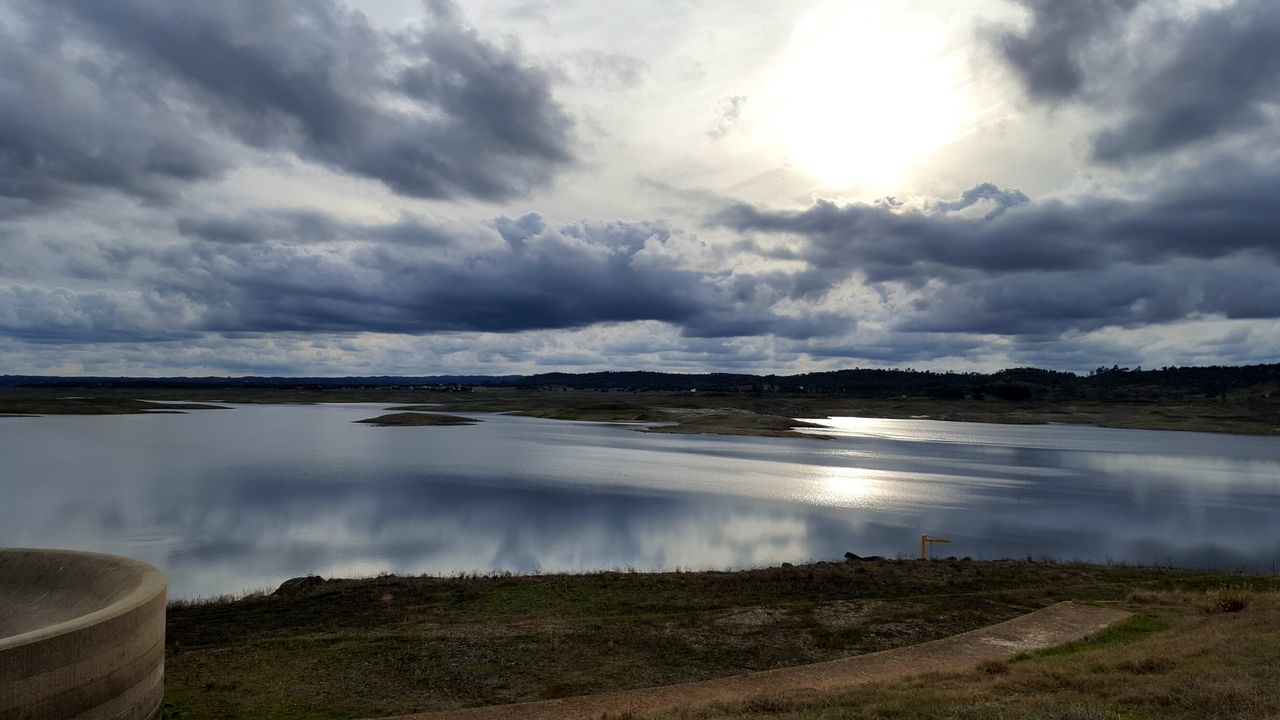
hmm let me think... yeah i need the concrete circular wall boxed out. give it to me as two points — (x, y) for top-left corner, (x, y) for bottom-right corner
(0, 549), (166, 720)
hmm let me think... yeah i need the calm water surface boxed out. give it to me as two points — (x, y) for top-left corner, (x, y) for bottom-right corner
(2, 404), (1278, 597)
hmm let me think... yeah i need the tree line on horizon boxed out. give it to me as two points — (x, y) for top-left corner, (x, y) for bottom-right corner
(4, 363), (1275, 402)
(513, 364), (1280, 401)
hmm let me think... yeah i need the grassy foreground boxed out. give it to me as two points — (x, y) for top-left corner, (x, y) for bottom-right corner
(162, 560), (1279, 720)
(655, 592), (1280, 720)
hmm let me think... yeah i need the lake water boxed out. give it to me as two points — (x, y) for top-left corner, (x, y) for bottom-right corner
(2, 404), (1278, 597)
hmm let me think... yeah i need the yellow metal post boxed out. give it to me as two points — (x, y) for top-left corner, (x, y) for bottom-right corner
(920, 534), (952, 559)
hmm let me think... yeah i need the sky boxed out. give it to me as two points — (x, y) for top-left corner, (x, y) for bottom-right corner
(2, 0), (1279, 377)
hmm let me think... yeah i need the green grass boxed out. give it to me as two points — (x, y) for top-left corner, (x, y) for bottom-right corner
(1021, 614), (1168, 660)
(653, 592), (1280, 720)
(162, 561), (1280, 719)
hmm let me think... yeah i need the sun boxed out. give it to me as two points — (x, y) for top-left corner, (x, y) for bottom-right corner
(775, 2), (973, 190)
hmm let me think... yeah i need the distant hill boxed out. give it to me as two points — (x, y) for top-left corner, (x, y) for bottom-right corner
(512, 365), (1280, 402)
(2, 364), (1277, 401)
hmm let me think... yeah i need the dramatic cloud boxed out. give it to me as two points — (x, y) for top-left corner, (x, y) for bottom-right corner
(0, 8), (222, 214)
(0, 285), (201, 342)
(992, 0), (1140, 102)
(1, 210), (840, 342)
(1, 0), (1278, 374)
(899, 257), (1280, 336)
(0, 0), (573, 212)
(715, 166), (1280, 335)
(932, 182), (1030, 219)
(993, 0), (1280, 162)
(1090, 0), (1280, 162)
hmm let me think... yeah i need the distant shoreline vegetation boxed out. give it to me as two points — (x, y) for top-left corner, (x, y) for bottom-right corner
(0, 363), (1276, 437)
(1, 362), (1277, 401)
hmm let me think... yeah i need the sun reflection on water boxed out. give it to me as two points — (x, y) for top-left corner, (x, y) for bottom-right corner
(807, 464), (894, 509)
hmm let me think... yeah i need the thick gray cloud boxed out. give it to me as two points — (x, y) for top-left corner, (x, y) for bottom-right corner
(194, 218), (702, 335)
(898, 258), (1278, 336)
(2, 211), (833, 342)
(0, 285), (200, 342)
(1091, 0), (1280, 162)
(898, 251), (1280, 342)
(993, 0), (1280, 163)
(176, 210), (459, 248)
(932, 182), (1030, 218)
(0, 0), (573, 211)
(715, 167), (1280, 336)
(992, 0), (1140, 102)
(0, 8), (223, 214)
(1, 1), (1278, 375)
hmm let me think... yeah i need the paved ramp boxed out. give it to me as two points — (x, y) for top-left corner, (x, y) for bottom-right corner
(380, 601), (1128, 720)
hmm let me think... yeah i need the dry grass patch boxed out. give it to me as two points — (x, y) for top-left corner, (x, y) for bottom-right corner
(1201, 586), (1253, 614)
(653, 593), (1280, 720)
(163, 563), (1280, 719)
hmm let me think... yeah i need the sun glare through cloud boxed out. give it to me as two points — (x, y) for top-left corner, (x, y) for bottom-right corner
(775, 2), (975, 190)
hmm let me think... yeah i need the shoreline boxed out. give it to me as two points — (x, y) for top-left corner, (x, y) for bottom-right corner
(1, 384), (1277, 438)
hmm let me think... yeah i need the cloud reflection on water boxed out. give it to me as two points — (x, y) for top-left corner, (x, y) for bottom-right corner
(1, 408), (1278, 597)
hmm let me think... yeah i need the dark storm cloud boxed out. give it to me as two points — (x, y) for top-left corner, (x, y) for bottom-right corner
(0, 0), (573, 211)
(991, 0), (1140, 102)
(993, 0), (1280, 162)
(493, 213), (547, 249)
(715, 168), (1280, 336)
(901, 255), (1280, 336)
(721, 171), (1280, 276)
(191, 217), (818, 339)
(901, 265), (1194, 336)
(680, 309), (851, 341)
(190, 220), (704, 335)
(176, 210), (458, 248)
(802, 334), (990, 364)
(6, 212), (823, 342)
(719, 192), (1098, 283)
(1090, 0), (1280, 162)
(177, 213), (342, 246)
(0, 7), (224, 214)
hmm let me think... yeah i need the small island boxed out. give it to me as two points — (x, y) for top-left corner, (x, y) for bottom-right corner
(641, 412), (832, 439)
(354, 411), (478, 427)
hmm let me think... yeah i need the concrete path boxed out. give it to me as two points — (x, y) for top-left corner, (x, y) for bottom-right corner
(379, 601), (1129, 720)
